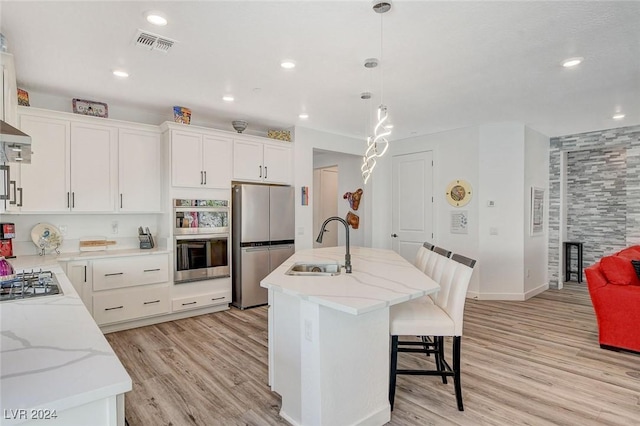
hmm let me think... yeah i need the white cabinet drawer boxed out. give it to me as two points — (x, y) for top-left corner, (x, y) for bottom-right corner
(93, 254), (168, 291)
(93, 285), (170, 325)
(172, 289), (231, 312)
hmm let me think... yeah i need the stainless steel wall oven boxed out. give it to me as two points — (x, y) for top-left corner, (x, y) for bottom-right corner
(174, 199), (230, 283)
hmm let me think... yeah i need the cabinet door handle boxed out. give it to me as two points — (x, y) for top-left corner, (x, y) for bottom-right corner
(17, 187), (23, 207)
(104, 272), (124, 277)
(200, 171), (203, 185)
(143, 268), (161, 273)
(259, 165), (262, 178)
(203, 171), (207, 185)
(0, 165), (9, 201)
(72, 192), (75, 208)
(120, 193), (123, 209)
(9, 180), (16, 205)
(105, 305), (124, 311)
(67, 192), (70, 208)
(143, 300), (161, 305)
(182, 301), (197, 306)
(212, 296), (225, 301)
(84, 266), (87, 283)
(264, 166), (268, 179)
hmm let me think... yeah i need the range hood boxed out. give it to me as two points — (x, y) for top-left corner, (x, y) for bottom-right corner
(0, 119), (32, 163)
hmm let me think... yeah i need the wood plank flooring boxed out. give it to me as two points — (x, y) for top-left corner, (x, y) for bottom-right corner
(106, 282), (640, 425)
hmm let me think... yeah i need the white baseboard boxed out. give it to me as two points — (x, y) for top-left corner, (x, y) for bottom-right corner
(466, 282), (550, 301)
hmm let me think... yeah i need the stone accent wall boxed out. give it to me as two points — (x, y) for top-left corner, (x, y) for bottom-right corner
(548, 125), (640, 287)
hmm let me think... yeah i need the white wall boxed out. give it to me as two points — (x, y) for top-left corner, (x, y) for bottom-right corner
(6, 213), (162, 256)
(293, 127), (371, 250)
(477, 123), (525, 299)
(523, 127), (550, 297)
(379, 126), (481, 294)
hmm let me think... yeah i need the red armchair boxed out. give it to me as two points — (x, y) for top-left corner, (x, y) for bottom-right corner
(585, 246), (640, 354)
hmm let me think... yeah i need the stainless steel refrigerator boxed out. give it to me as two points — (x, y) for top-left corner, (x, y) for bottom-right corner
(232, 184), (295, 309)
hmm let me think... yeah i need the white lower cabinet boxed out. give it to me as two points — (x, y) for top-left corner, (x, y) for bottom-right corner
(172, 290), (230, 312)
(171, 278), (231, 312)
(93, 285), (170, 326)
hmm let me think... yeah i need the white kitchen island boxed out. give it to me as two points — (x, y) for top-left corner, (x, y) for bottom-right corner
(261, 246), (440, 426)
(0, 257), (131, 426)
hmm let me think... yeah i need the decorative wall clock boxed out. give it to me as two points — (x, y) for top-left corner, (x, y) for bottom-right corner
(446, 180), (472, 207)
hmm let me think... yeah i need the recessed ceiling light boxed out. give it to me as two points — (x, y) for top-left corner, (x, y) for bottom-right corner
(299, 113), (309, 119)
(562, 57), (583, 68)
(281, 60), (296, 69)
(113, 70), (129, 78)
(222, 95), (234, 102)
(146, 12), (167, 26)
(613, 113), (625, 120)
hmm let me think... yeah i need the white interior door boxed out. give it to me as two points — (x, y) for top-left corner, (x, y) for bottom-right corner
(313, 166), (338, 247)
(391, 151), (434, 262)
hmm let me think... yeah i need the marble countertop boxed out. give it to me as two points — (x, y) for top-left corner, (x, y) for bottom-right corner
(261, 246), (440, 315)
(0, 262), (132, 424)
(6, 247), (170, 270)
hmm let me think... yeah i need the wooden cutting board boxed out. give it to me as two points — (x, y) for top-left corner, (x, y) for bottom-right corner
(79, 238), (117, 251)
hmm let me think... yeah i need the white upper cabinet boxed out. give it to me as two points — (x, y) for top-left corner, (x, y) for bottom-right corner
(233, 139), (291, 184)
(70, 122), (117, 212)
(14, 107), (156, 214)
(118, 128), (161, 212)
(16, 113), (70, 212)
(169, 127), (232, 189)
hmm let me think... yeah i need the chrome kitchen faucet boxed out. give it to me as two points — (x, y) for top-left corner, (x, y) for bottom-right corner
(316, 217), (352, 273)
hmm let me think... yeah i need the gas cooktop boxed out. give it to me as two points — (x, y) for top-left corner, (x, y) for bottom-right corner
(0, 269), (62, 302)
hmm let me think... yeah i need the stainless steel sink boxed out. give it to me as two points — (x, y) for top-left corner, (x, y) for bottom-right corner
(285, 262), (341, 276)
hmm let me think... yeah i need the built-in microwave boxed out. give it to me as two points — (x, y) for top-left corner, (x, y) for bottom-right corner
(174, 199), (230, 283)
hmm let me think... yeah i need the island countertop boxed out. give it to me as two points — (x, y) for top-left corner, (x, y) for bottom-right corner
(0, 262), (132, 425)
(261, 246), (439, 315)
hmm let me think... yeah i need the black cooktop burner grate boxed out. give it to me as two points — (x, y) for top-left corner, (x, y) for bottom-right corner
(0, 269), (61, 301)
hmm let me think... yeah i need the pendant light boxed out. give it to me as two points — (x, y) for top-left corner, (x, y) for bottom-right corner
(362, 1), (392, 184)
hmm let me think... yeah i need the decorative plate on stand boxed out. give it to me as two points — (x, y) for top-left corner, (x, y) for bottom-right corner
(31, 223), (63, 255)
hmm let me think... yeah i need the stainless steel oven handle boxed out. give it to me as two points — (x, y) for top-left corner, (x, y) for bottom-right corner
(175, 234), (229, 241)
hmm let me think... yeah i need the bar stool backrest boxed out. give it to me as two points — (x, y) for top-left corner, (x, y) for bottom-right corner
(433, 257), (459, 308)
(423, 242), (435, 251)
(414, 246), (431, 271)
(441, 255), (477, 336)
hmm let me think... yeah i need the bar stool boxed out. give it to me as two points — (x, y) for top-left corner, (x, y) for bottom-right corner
(564, 241), (583, 283)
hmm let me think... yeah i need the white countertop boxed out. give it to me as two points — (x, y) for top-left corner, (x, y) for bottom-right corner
(261, 246), (440, 315)
(0, 261), (132, 424)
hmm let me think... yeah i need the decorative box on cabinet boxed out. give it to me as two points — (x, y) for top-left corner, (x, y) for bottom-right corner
(165, 124), (232, 189)
(233, 138), (291, 184)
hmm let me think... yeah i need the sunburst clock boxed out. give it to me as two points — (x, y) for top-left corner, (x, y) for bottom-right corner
(446, 180), (472, 207)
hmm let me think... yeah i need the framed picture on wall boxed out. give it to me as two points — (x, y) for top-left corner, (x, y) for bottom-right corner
(530, 187), (544, 236)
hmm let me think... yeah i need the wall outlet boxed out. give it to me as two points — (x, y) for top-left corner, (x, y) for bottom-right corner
(111, 221), (118, 234)
(298, 227), (305, 236)
(58, 225), (67, 236)
(489, 227), (498, 235)
(526, 268), (531, 278)
(487, 200), (495, 207)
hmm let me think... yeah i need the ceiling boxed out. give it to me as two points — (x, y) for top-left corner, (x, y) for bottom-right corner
(1, 1), (638, 140)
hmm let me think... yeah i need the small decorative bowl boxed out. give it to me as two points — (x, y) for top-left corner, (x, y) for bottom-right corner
(232, 120), (248, 133)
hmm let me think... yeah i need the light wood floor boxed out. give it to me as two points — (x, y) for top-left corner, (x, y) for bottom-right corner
(106, 282), (640, 426)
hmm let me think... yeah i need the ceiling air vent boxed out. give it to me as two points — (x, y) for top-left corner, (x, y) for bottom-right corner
(134, 29), (175, 53)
